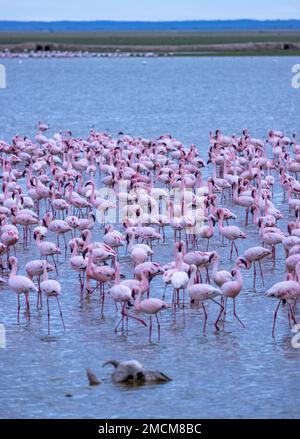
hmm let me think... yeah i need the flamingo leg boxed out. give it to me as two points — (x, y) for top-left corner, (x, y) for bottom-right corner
(114, 316), (123, 333)
(17, 295), (20, 323)
(204, 267), (210, 284)
(37, 277), (42, 309)
(47, 296), (51, 335)
(233, 298), (245, 328)
(272, 246), (276, 266)
(114, 305), (125, 333)
(223, 297), (228, 319)
(289, 303), (297, 325)
(245, 208), (248, 226)
(100, 284), (105, 316)
(56, 296), (65, 331)
(162, 283), (168, 301)
(202, 302), (208, 334)
(122, 309), (147, 327)
(155, 313), (161, 340)
(272, 300), (281, 337)
(25, 293), (31, 321)
(287, 304), (292, 328)
(229, 241), (233, 260)
(258, 260), (264, 285)
(63, 234), (68, 257)
(253, 262), (256, 289)
(149, 315), (153, 342)
(172, 289), (176, 308)
(233, 241), (239, 256)
(210, 298), (224, 331)
(206, 238), (210, 251)
(51, 255), (59, 275)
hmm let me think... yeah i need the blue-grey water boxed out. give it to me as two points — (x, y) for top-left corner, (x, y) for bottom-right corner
(0, 57), (299, 419)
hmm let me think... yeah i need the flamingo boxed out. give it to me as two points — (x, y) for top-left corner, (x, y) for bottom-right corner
(25, 259), (54, 308)
(103, 224), (125, 252)
(216, 257), (250, 328)
(197, 214), (215, 250)
(33, 230), (62, 274)
(8, 256), (38, 322)
(211, 253), (233, 287)
(86, 248), (115, 314)
(243, 246), (272, 288)
(132, 286), (171, 342)
(188, 264), (224, 333)
(170, 249), (189, 307)
(43, 212), (72, 252)
(266, 262), (300, 336)
(109, 262), (147, 333)
(40, 260), (65, 335)
(69, 239), (87, 290)
(216, 209), (246, 259)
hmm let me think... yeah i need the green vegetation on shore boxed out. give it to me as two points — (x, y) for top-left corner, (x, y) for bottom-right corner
(1, 31), (300, 56)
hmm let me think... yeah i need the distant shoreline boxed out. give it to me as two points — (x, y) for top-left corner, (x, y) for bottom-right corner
(1, 30), (300, 57)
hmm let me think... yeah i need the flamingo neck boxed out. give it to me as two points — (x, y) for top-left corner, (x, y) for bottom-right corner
(234, 264), (243, 287)
(114, 263), (120, 285)
(83, 231), (92, 249)
(253, 206), (259, 224)
(134, 288), (142, 311)
(188, 267), (197, 288)
(212, 162), (217, 179)
(128, 232), (135, 252)
(178, 252), (184, 271)
(10, 260), (18, 277)
(212, 259), (219, 277)
(71, 241), (78, 257)
(140, 271), (149, 292)
(87, 251), (93, 273)
(90, 182), (96, 201)
(264, 196), (269, 216)
(43, 263), (49, 282)
(217, 215), (224, 232)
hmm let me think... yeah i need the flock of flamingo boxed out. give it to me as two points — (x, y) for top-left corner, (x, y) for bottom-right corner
(0, 51), (157, 59)
(0, 123), (300, 342)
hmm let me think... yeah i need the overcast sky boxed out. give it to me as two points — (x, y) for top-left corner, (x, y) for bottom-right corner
(1, 0), (299, 21)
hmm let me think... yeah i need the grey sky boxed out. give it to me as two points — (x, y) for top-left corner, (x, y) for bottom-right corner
(1, 0), (299, 21)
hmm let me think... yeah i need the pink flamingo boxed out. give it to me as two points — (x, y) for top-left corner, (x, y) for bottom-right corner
(243, 246), (271, 288)
(198, 214), (216, 250)
(8, 256), (38, 322)
(33, 230), (62, 274)
(109, 262), (147, 333)
(43, 212), (72, 253)
(40, 260), (65, 334)
(211, 253), (233, 287)
(132, 286), (171, 342)
(69, 239), (87, 290)
(1, 226), (19, 260)
(266, 262), (300, 337)
(217, 209), (246, 259)
(25, 259), (54, 309)
(188, 264), (224, 333)
(217, 257), (250, 328)
(170, 248), (189, 307)
(86, 248), (115, 314)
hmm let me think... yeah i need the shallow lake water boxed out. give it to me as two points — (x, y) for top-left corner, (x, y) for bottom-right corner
(0, 57), (300, 419)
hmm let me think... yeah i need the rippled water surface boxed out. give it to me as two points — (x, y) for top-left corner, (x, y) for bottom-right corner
(0, 57), (300, 419)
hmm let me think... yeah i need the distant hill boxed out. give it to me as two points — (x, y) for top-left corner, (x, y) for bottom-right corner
(0, 20), (300, 32)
